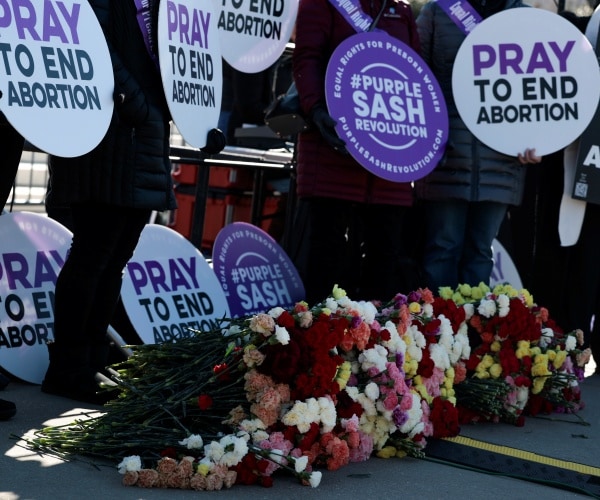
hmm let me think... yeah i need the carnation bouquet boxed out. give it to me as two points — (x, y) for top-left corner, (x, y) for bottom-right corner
(24, 283), (589, 492)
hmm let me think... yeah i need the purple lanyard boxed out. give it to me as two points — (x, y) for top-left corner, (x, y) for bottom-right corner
(436, 0), (482, 35)
(134, 0), (160, 70)
(328, 0), (374, 33)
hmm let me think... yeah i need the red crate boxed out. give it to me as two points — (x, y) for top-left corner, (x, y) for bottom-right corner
(169, 191), (284, 251)
(171, 164), (254, 191)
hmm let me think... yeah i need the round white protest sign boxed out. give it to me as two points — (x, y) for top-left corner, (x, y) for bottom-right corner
(121, 224), (230, 344)
(490, 238), (523, 290)
(0, 0), (113, 157)
(158, 0), (222, 148)
(452, 8), (600, 157)
(212, 222), (305, 318)
(216, 0), (298, 73)
(0, 212), (72, 384)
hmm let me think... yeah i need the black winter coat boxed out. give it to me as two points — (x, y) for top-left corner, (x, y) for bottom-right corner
(46, 0), (176, 211)
(414, 0), (527, 206)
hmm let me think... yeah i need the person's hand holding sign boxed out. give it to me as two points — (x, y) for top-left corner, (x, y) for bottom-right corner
(310, 104), (348, 154)
(517, 148), (542, 165)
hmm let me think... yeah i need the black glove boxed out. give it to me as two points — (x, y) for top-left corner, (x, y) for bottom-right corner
(309, 104), (347, 154)
(114, 89), (149, 128)
(201, 128), (226, 155)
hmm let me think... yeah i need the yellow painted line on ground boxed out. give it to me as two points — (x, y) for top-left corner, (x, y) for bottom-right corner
(444, 435), (600, 477)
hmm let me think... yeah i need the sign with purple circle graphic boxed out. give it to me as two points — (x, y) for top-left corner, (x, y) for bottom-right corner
(212, 223), (305, 318)
(325, 32), (448, 183)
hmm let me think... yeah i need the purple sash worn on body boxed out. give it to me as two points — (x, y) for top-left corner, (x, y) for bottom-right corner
(436, 0), (482, 34)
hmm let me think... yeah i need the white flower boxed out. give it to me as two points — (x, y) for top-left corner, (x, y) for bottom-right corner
(325, 297), (338, 311)
(117, 455), (142, 474)
(275, 325), (290, 345)
(309, 470), (322, 488)
(294, 455), (309, 473)
(565, 335), (577, 352)
(318, 397), (337, 432)
(497, 294), (510, 317)
(478, 299), (497, 318)
(357, 300), (377, 324)
(179, 433), (204, 449)
(422, 303), (434, 318)
(204, 440), (225, 463)
(218, 435), (248, 467)
(380, 321), (406, 355)
(430, 343), (450, 370)
(463, 303), (474, 319)
(364, 382), (380, 401)
(268, 448), (286, 464)
(252, 430), (269, 443)
(539, 328), (554, 349)
(359, 344), (388, 373)
(268, 306), (285, 318)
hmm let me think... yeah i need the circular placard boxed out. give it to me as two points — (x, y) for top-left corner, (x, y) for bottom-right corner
(216, 0), (298, 73)
(0, 0), (114, 157)
(0, 212), (72, 384)
(326, 32), (449, 182)
(158, 0), (223, 148)
(212, 222), (305, 318)
(452, 8), (600, 157)
(120, 224), (230, 344)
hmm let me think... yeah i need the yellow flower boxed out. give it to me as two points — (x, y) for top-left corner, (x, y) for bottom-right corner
(489, 363), (502, 379)
(471, 286), (484, 300)
(376, 446), (397, 459)
(332, 284), (347, 300)
(452, 292), (466, 305)
(445, 366), (455, 380)
(547, 350), (556, 361)
(444, 376), (454, 390)
(335, 361), (352, 389)
(439, 286), (454, 299)
(409, 302), (421, 314)
(198, 463), (211, 476)
(521, 289), (534, 307)
(490, 340), (501, 353)
(481, 354), (495, 368)
(458, 284), (472, 297)
(321, 307), (332, 316)
(404, 359), (418, 377)
(395, 449), (408, 458)
(530, 346), (541, 357)
(532, 376), (548, 394)
(553, 350), (567, 369)
(477, 282), (491, 294)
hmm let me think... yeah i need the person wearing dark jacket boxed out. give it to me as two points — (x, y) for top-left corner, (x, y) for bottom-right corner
(0, 116), (24, 213)
(415, 0), (541, 293)
(291, 0), (421, 304)
(42, 0), (223, 404)
(0, 115), (22, 420)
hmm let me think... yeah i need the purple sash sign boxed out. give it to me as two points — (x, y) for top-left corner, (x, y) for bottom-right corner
(212, 223), (305, 318)
(325, 31), (449, 182)
(436, 0), (482, 35)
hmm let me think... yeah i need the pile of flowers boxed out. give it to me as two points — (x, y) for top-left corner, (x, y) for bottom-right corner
(26, 283), (590, 491)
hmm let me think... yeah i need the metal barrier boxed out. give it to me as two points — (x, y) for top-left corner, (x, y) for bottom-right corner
(7, 129), (295, 251)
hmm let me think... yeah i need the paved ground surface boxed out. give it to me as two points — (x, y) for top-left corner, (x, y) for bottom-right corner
(1, 360), (599, 500)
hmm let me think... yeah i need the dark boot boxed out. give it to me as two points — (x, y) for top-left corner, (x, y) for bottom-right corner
(41, 342), (116, 405)
(0, 398), (16, 420)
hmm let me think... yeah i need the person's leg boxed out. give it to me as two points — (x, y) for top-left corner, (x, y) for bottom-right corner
(360, 204), (416, 301)
(289, 197), (355, 304)
(87, 206), (149, 373)
(562, 203), (600, 351)
(43, 203), (149, 403)
(460, 201), (508, 287)
(421, 200), (468, 293)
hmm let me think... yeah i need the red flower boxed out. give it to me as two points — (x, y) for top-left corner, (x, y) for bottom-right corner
(430, 397), (460, 438)
(197, 394), (213, 410)
(213, 363), (230, 382)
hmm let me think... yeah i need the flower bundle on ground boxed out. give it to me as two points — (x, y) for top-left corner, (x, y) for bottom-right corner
(26, 283), (590, 491)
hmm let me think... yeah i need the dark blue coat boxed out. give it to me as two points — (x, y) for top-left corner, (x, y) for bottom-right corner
(46, 0), (176, 211)
(415, 0), (528, 205)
